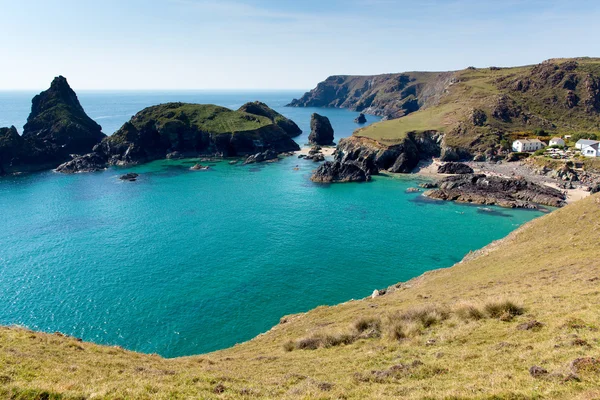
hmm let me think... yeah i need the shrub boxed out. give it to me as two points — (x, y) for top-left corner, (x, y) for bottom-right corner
(533, 128), (548, 136)
(534, 148), (546, 156)
(295, 336), (323, 350)
(388, 322), (408, 341)
(322, 333), (356, 348)
(398, 307), (450, 328)
(456, 305), (485, 321)
(484, 301), (524, 321)
(354, 317), (381, 334)
(294, 332), (357, 350)
(283, 340), (295, 352)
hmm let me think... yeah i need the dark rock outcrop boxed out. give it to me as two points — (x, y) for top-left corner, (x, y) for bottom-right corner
(243, 150), (278, 164)
(119, 173), (139, 181)
(354, 113), (367, 124)
(308, 114), (334, 145)
(310, 161), (370, 183)
(334, 133), (442, 175)
(238, 101), (302, 137)
(55, 152), (108, 173)
(437, 162), (474, 174)
(423, 174), (566, 208)
(0, 77), (105, 174)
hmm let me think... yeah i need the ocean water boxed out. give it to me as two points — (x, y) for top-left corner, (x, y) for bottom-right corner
(0, 91), (545, 357)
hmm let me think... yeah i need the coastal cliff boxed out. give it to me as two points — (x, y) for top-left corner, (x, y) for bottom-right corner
(0, 76), (105, 174)
(287, 72), (457, 119)
(297, 58), (600, 165)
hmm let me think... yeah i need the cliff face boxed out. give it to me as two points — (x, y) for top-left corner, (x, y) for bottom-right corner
(0, 77), (105, 174)
(295, 58), (600, 164)
(287, 72), (457, 119)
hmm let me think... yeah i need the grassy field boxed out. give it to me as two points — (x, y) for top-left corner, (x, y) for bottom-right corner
(355, 58), (600, 153)
(1, 193), (600, 399)
(130, 103), (274, 135)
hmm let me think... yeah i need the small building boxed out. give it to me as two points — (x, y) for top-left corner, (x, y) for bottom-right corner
(581, 142), (600, 158)
(575, 139), (600, 150)
(512, 139), (546, 153)
(549, 137), (565, 147)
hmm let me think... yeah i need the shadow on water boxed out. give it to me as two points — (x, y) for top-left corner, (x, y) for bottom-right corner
(409, 195), (448, 206)
(476, 207), (513, 218)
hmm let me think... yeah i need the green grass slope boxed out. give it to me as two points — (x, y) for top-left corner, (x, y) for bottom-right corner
(2, 194), (600, 399)
(354, 58), (600, 155)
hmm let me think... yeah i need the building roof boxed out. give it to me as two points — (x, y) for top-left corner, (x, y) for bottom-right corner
(514, 139), (544, 144)
(576, 139), (600, 146)
(550, 137), (564, 142)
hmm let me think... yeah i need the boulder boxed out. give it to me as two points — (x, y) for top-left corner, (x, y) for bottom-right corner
(55, 153), (108, 174)
(310, 161), (370, 183)
(308, 113), (334, 145)
(437, 162), (474, 174)
(243, 150), (279, 165)
(190, 164), (209, 170)
(354, 113), (367, 124)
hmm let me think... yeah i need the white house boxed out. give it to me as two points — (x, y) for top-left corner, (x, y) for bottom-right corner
(549, 137), (565, 147)
(512, 139), (546, 152)
(575, 139), (599, 150)
(581, 142), (600, 158)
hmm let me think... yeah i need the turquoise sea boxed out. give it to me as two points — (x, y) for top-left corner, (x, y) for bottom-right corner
(0, 91), (544, 357)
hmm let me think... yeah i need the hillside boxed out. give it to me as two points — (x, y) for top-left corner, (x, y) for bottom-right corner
(291, 58), (600, 161)
(2, 193), (599, 399)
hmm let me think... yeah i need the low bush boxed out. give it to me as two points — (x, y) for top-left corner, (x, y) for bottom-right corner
(456, 305), (485, 321)
(354, 317), (381, 334)
(484, 301), (524, 321)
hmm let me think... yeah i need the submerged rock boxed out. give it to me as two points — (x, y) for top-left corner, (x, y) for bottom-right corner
(310, 161), (370, 183)
(354, 113), (367, 124)
(437, 162), (474, 174)
(190, 164), (209, 170)
(308, 113), (334, 145)
(119, 173), (139, 181)
(423, 174), (566, 208)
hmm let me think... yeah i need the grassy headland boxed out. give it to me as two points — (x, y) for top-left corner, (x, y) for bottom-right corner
(2, 193), (600, 399)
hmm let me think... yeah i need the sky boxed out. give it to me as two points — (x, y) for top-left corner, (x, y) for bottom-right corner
(1, 0), (599, 90)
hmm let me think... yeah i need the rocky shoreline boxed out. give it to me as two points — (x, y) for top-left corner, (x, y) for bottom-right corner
(422, 174), (567, 209)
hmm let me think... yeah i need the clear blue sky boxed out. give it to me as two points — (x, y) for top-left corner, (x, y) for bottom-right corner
(1, 0), (599, 90)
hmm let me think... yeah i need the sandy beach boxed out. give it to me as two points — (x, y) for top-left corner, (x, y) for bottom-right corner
(296, 146), (336, 157)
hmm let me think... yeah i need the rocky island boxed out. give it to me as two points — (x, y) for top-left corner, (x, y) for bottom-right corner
(0, 76), (106, 174)
(57, 101), (301, 172)
(308, 113), (334, 145)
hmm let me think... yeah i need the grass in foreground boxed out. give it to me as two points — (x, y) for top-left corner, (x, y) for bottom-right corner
(1, 194), (600, 399)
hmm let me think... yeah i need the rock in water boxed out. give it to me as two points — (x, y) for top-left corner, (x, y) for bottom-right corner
(119, 173), (139, 181)
(0, 126), (22, 175)
(55, 152), (108, 173)
(423, 174), (566, 208)
(238, 101), (302, 137)
(354, 113), (367, 124)
(308, 113), (334, 145)
(437, 162), (474, 174)
(310, 161), (370, 183)
(1, 77), (106, 174)
(92, 103), (300, 167)
(23, 76), (105, 160)
(243, 150), (278, 164)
